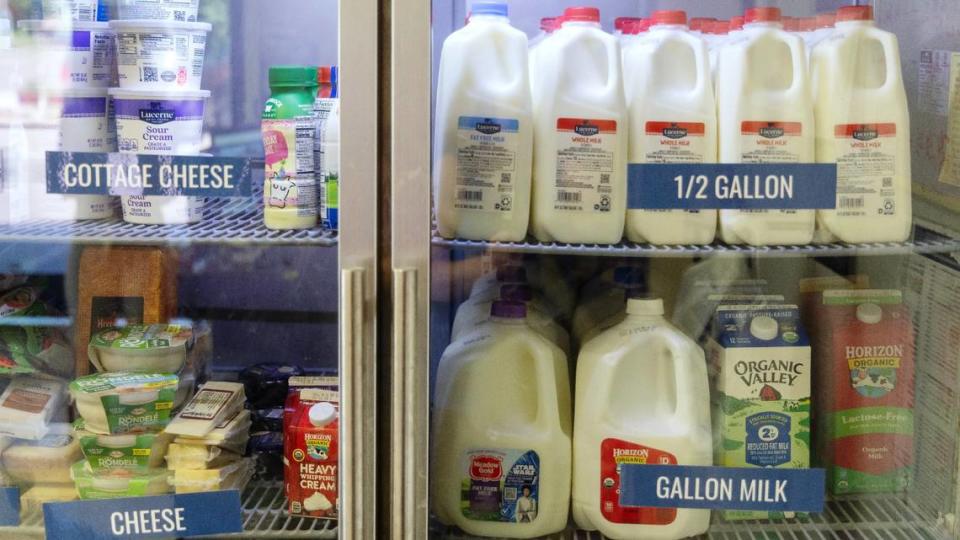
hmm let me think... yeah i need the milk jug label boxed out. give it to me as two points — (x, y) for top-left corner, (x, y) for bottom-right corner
(834, 124), (898, 218)
(644, 122), (706, 164)
(461, 449), (540, 523)
(741, 122), (803, 164)
(262, 116), (315, 179)
(745, 412), (792, 467)
(600, 439), (677, 525)
(554, 118), (617, 213)
(455, 116), (520, 213)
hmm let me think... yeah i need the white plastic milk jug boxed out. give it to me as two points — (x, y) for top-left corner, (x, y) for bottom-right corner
(812, 5), (911, 243)
(623, 10), (718, 245)
(573, 298), (712, 539)
(470, 263), (573, 320)
(572, 266), (645, 346)
(530, 6), (627, 245)
(432, 301), (571, 538)
(716, 7), (815, 246)
(434, 2), (533, 242)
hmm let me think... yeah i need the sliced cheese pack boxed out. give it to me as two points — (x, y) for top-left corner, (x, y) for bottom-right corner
(69, 372), (179, 435)
(173, 409), (251, 455)
(170, 457), (254, 494)
(0, 376), (68, 440)
(165, 443), (241, 470)
(71, 460), (172, 499)
(74, 419), (173, 474)
(20, 483), (77, 516)
(165, 381), (245, 438)
(3, 424), (80, 484)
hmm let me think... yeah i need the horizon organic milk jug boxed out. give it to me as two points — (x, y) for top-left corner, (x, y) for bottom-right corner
(623, 10), (718, 245)
(812, 6), (912, 243)
(573, 298), (712, 539)
(716, 7), (815, 246)
(530, 7), (627, 245)
(434, 2), (533, 242)
(432, 301), (571, 538)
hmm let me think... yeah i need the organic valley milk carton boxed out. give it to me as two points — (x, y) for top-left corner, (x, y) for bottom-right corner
(708, 304), (811, 520)
(284, 385), (339, 519)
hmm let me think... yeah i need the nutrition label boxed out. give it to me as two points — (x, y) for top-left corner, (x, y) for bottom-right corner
(455, 116), (519, 213)
(554, 118), (617, 213)
(834, 123), (898, 218)
(741, 121), (803, 164)
(644, 121), (706, 163)
(461, 448), (540, 523)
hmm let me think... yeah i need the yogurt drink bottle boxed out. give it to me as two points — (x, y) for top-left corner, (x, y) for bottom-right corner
(717, 7), (815, 246)
(434, 2), (533, 242)
(573, 298), (712, 539)
(812, 6), (911, 243)
(432, 301), (571, 538)
(530, 7), (627, 245)
(623, 10), (717, 245)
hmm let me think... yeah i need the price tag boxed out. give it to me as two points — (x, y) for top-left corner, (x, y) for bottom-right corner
(619, 464), (825, 513)
(46, 152), (253, 198)
(627, 163), (837, 210)
(0, 487), (19, 526)
(43, 490), (243, 539)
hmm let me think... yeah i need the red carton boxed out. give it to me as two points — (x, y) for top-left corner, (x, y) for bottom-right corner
(284, 385), (339, 519)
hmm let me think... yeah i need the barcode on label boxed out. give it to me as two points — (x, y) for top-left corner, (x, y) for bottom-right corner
(457, 190), (483, 202)
(501, 173), (511, 184)
(840, 197), (864, 209)
(557, 191), (582, 203)
(600, 173), (610, 185)
(882, 178), (893, 188)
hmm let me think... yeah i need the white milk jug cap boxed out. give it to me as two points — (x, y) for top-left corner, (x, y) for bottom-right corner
(750, 315), (779, 341)
(626, 298), (664, 316)
(309, 402), (338, 427)
(856, 303), (883, 324)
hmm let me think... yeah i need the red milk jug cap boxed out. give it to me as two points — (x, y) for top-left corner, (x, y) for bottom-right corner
(745, 7), (782, 24)
(837, 6), (874, 22)
(563, 7), (600, 23)
(651, 10), (687, 26)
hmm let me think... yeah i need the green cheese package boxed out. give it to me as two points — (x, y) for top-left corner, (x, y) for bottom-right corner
(70, 460), (172, 499)
(0, 287), (73, 379)
(88, 324), (193, 374)
(74, 418), (172, 474)
(69, 372), (179, 435)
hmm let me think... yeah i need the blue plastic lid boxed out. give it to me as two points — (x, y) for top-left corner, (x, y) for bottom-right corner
(471, 2), (508, 17)
(491, 300), (527, 319)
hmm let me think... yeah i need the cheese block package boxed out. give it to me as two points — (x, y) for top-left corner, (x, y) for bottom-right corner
(0, 376), (68, 440)
(20, 484), (78, 516)
(169, 457), (254, 494)
(165, 381), (246, 438)
(173, 409), (252, 455)
(75, 419), (173, 473)
(71, 460), (172, 499)
(69, 372), (179, 435)
(3, 424), (81, 484)
(165, 443), (242, 470)
(284, 385), (339, 520)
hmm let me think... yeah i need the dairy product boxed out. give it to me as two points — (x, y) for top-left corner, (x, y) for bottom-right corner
(314, 66), (340, 230)
(88, 324), (192, 374)
(173, 409), (251, 454)
(20, 484), (77, 516)
(71, 460), (171, 499)
(623, 10), (717, 245)
(165, 442), (240, 470)
(451, 284), (570, 355)
(59, 87), (117, 220)
(530, 7), (627, 245)
(812, 6), (912, 243)
(707, 304), (811, 520)
(110, 20), (210, 90)
(572, 266), (645, 346)
(284, 386), (338, 519)
(433, 301), (570, 537)
(573, 298), (711, 539)
(115, 0), (199, 21)
(164, 381), (245, 437)
(469, 263), (574, 320)
(76, 422), (172, 473)
(69, 372), (179, 435)
(614, 17), (642, 47)
(434, 2), (533, 242)
(170, 456), (253, 493)
(716, 7), (815, 246)
(0, 376), (67, 440)
(17, 20), (116, 88)
(808, 12), (835, 54)
(34, 0), (100, 21)
(3, 425), (80, 483)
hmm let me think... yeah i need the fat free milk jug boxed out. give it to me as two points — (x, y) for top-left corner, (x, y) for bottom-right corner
(573, 298), (711, 539)
(434, 2), (533, 242)
(716, 7), (815, 246)
(530, 7), (627, 245)
(623, 10), (717, 245)
(432, 301), (571, 538)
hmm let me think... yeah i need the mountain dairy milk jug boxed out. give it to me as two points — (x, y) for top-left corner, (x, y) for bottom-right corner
(572, 266), (645, 346)
(716, 7), (815, 246)
(812, 6), (911, 243)
(530, 7), (627, 244)
(434, 2), (533, 242)
(623, 10), (717, 245)
(432, 301), (571, 537)
(573, 298), (711, 539)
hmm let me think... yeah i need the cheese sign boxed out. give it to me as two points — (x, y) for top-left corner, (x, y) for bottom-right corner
(43, 490), (243, 539)
(0, 487), (19, 526)
(628, 163), (837, 210)
(618, 464), (825, 513)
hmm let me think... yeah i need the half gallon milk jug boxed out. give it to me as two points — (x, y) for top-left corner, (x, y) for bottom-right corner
(434, 2), (533, 242)
(812, 6), (911, 243)
(573, 298), (712, 539)
(432, 301), (571, 538)
(529, 17), (559, 99)
(530, 7), (627, 244)
(623, 10), (717, 245)
(717, 7), (815, 246)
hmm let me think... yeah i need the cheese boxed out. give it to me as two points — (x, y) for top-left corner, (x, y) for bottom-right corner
(69, 372), (178, 435)
(165, 443), (241, 470)
(0, 377), (68, 440)
(75, 420), (173, 472)
(3, 424), (81, 484)
(165, 381), (245, 438)
(71, 460), (171, 499)
(170, 457), (254, 494)
(173, 409), (251, 455)
(20, 484), (77, 516)
(88, 324), (192, 374)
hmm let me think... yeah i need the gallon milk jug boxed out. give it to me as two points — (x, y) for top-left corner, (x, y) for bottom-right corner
(717, 7), (815, 246)
(434, 2), (533, 242)
(432, 301), (571, 538)
(471, 263), (574, 320)
(572, 266), (645, 346)
(623, 10), (718, 245)
(573, 298), (712, 539)
(812, 6), (911, 243)
(531, 7), (627, 245)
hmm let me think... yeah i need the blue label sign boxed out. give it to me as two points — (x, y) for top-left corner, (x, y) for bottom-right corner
(0, 487), (19, 526)
(628, 163), (837, 210)
(46, 152), (253, 198)
(43, 490), (243, 539)
(619, 465), (825, 513)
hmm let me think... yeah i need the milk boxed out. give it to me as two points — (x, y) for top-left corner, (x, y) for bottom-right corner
(432, 301), (571, 537)
(470, 262), (574, 320)
(623, 10), (717, 245)
(573, 298), (711, 539)
(530, 7), (627, 245)
(572, 266), (645, 347)
(434, 2), (533, 242)
(707, 304), (811, 520)
(716, 7), (815, 246)
(451, 284), (570, 355)
(812, 6), (912, 243)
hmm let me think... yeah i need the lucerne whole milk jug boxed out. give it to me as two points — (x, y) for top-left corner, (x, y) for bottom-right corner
(434, 1), (533, 242)
(573, 298), (712, 539)
(623, 10), (717, 245)
(716, 7), (815, 246)
(530, 7), (627, 245)
(812, 6), (912, 243)
(432, 301), (571, 538)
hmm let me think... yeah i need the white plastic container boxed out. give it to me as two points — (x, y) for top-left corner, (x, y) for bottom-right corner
(573, 298), (712, 539)
(17, 20), (116, 88)
(116, 0), (199, 22)
(623, 10), (717, 245)
(110, 20), (211, 90)
(432, 301), (571, 538)
(572, 266), (645, 346)
(808, 12), (835, 55)
(812, 6), (911, 243)
(530, 7), (627, 245)
(434, 2), (533, 242)
(451, 284), (570, 355)
(34, 0), (100, 21)
(59, 87), (117, 219)
(716, 7), (815, 246)
(529, 16), (558, 99)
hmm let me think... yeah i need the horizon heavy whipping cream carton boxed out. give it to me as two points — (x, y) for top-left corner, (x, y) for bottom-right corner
(284, 378), (339, 520)
(708, 304), (811, 520)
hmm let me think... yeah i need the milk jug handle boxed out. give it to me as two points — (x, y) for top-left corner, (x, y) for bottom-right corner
(788, 36), (809, 95)
(877, 31), (903, 93)
(606, 39), (624, 95)
(653, 328), (706, 421)
(687, 33), (710, 96)
(532, 342), (561, 427)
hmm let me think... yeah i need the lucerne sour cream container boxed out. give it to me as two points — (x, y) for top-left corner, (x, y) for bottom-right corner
(110, 20), (210, 90)
(59, 87), (117, 219)
(33, 0), (101, 21)
(116, 0), (200, 22)
(17, 20), (116, 88)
